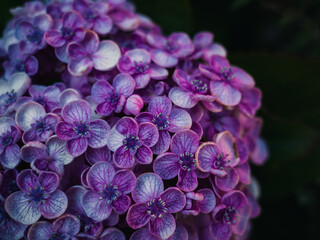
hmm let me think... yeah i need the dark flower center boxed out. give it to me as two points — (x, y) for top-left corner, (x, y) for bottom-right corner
(99, 183), (120, 204)
(191, 79), (208, 94)
(27, 27), (43, 44)
(14, 60), (26, 72)
(133, 61), (149, 74)
(0, 132), (13, 147)
(152, 113), (170, 130)
(105, 91), (120, 106)
(165, 41), (178, 53)
(3, 90), (17, 105)
(213, 152), (230, 171)
(27, 186), (47, 206)
(74, 121), (90, 137)
(83, 9), (98, 22)
(34, 96), (46, 106)
(179, 152), (196, 171)
(60, 26), (75, 39)
(123, 134), (141, 151)
(147, 198), (168, 218)
(32, 119), (50, 133)
(220, 67), (234, 81)
(223, 206), (239, 225)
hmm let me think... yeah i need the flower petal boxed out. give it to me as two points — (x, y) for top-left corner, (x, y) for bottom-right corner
(112, 170), (136, 194)
(168, 108), (192, 133)
(153, 153), (180, 180)
(66, 137), (88, 157)
(130, 228), (159, 240)
(113, 73), (136, 97)
(230, 66), (255, 90)
(116, 117), (139, 136)
(210, 81), (241, 106)
(16, 102), (46, 131)
(85, 146), (111, 165)
(93, 15), (113, 35)
(53, 214), (81, 236)
(62, 99), (91, 123)
(148, 64), (168, 80)
(68, 58), (93, 76)
(55, 122), (75, 140)
(107, 126), (125, 152)
(92, 40), (121, 71)
(150, 130), (171, 155)
(215, 168), (239, 192)
(17, 169), (37, 193)
(221, 190), (247, 210)
(112, 194), (131, 214)
(39, 190), (68, 219)
(124, 94), (144, 116)
(47, 136), (74, 165)
(27, 221), (52, 240)
(38, 171), (59, 193)
(168, 87), (198, 109)
(138, 122), (159, 147)
(151, 49), (178, 68)
(196, 142), (219, 172)
(177, 170), (198, 192)
(197, 189), (216, 213)
(127, 203), (150, 229)
(135, 145), (153, 165)
(88, 119), (110, 148)
(210, 221), (232, 240)
(0, 144), (21, 169)
(149, 213), (176, 239)
(87, 161), (115, 191)
(113, 145), (135, 168)
(160, 187), (186, 213)
(171, 130), (199, 155)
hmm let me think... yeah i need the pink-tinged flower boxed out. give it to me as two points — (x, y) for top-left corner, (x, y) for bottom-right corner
(73, 0), (113, 35)
(169, 69), (219, 111)
(20, 135), (74, 177)
(55, 99), (111, 157)
(0, 117), (21, 169)
(210, 191), (250, 240)
(117, 48), (168, 89)
(15, 102), (60, 143)
(146, 32), (194, 68)
(181, 189), (216, 216)
(67, 31), (121, 76)
(199, 56), (255, 106)
(124, 94), (144, 116)
(82, 162), (136, 222)
(153, 130), (200, 192)
(91, 73), (135, 116)
(15, 13), (53, 54)
(127, 173), (186, 239)
(45, 11), (86, 63)
(196, 131), (240, 192)
(5, 170), (68, 225)
(136, 96), (192, 154)
(27, 214), (80, 240)
(0, 72), (31, 116)
(107, 117), (159, 168)
(3, 44), (38, 78)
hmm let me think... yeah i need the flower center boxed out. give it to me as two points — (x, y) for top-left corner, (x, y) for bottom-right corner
(83, 9), (98, 22)
(152, 113), (170, 130)
(27, 27), (43, 43)
(99, 183), (120, 204)
(213, 152), (230, 171)
(133, 61), (149, 74)
(34, 96), (46, 106)
(223, 206), (239, 225)
(74, 121), (90, 137)
(179, 152), (196, 171)
(3, 90), (17, 105)
(27, 186), (47, 206)
(191, 79), (208, 94)
(60, 26), (75, 40)
(147, 198), (168, 218)
(0, 132), (13, 147)
(32, 119), (50, 133)
(220, 67), (234, 81)
(14, 60), (26, 72)
(105, 91), (120, 106)
(123, 134), (141, 151)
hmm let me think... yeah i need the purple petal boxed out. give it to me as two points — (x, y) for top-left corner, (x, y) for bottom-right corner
(27, 221), (52, 240)
(124, 94), (144, 116)
(113, 73), (135, 97)
(215, 168), (239, 192)
(150, 130), (171, 155)
(134, 73), (150, 89)
(116, 117), (139, 136)
(171, 130), (199, 155)
(112, 170), (136, 194)
(210, 221), (232, 240)
(197, 189), (216, 213)
(85, 146), (111, 165)
(92, 40), (121, 71)
(210, 81), (241, 106)
(112, 194), (131, 214)
(177, 170), (198, 192)
(17, 169), (37, 193)
(127, 48), (151, 63)
(113, 145), (135, 168)
(62, 11), (83, 28)
(34, 14), (52, 31)
(45, 30), (65, 47)
(160, 187), (186, 213)
(39, 190), (67, 219)
(215, 131), (238, 164)
(126, 203), (150, 229)
(55, 122), (75, 140)
(38, 171), (59, 193)
(149, 64), (168, 80)
(232, 204), (250, 236)
(230, 66), (255, 90)
(117, 55), (135, 74)
(168, 87), (198, 109)
(149, 213), (176, 239)
(130, 228), (159, 240)
(0, 144), (20, 169)
(99, 227), (125, 240)
(5, 191), (41, 224)
(66, 137), (88, 157)
(169, 33), (194, 58)
(53, 214), (81, 236)
(132, 173), (164, 203)
(93, 15), (113, 35)
(88, 119), (110, 148)
(222, 190), (247, 210)
(16, 102), (46, 131)
(87, 162), (115, 191)
(237, 163), (251, 185)
(138, 122), (159, 147)
(135, 145), (153, 165)
(168, 108), (192, 133)
(106, 126), (126, 152)
(194, 32), (213, 49)
(251, 138), (268, 165)
(151, 49), (178, 68)
(47, 136), (74, 165)
(91, 80), (113, 102)
(96, 101), (115, 116)
(153, 153), (180, 180)
(25, 56), (39, 76)
(136, 112), (153, 124)
(68, 42), (87, 59)
(58, 88), (81, 107)
(68, 58), (93, 76)
(196, 142), (219, 172)
(148, 96), (172, 116)
(203, 42), (227, 61)
(62, 99), (91, 123)
(15, 21), (33, 40)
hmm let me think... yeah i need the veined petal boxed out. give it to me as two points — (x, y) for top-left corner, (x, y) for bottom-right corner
(177, 170), (198, 192)
(169, 87), (198, 109)
(92, 40), (121, 71)
(171, 130), (199, 155)
(160, 187), (186, 213)
(39, 190), (68, 219)
(112, 170), (136, 194)
(153, 153), (180, 180)
(148, 96), (172, 116)
(88, 119), (110, 148)
(87, 161), (115, 191)
(149, 213), (176, 240)
(210, 81), (241, 107)
(167, 108), (192, 133)
(16, 102), (46, 131)
(62, 99), (91, 123)
(127, 203), (150, 229)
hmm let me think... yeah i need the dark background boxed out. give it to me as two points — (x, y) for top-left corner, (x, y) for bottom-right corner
(1, 0), (320, 239)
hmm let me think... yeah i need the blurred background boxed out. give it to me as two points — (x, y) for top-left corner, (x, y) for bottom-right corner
(1, 0), (320, 239)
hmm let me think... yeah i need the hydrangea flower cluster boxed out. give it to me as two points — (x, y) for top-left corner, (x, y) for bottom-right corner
(0, 0), (268, 239)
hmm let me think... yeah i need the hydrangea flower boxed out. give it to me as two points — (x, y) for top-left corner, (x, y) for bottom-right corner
(16, 102), (60, 143)
(196, 131), (240, 192)
(127, 173), (186, 239)
(56, 99), (111, 157)
(117, 48), (168, 89)
(5, 170), (68, 225)
(67, 30), (121, 76)
(210, 191), (250, 240)
(153, 130), (200, 192)
(131, 224), (188, 240)
(27, 214), (80, 240)
(91, 73), (135, 116)
(82, 161), (136, 221)
(136, 96), (192, 154)
(0, 117), (21, 169)
(107, 117), (159, 168)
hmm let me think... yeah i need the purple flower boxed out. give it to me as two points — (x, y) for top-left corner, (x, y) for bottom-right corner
(27, 214), (80, 240)
(3, 43), (38, 78)
(153, 130), (200, 192)
(238, 87), (262, 118)
(45, 11), (86, 63)
(210, 191), (249, 240)
(0, 199), (27, 240)
(55, 99), (111, 157)
(21, 135), (74, 176)
(136, 96), (192, 154)
(196, 131), (240, 192)
(0, 169), (19, 198)
(67, 31), (121, 76)
(91, 73), (135, 116)
(82, 161), (136, 222)
(0, 117), (21, 169)
(85, 145), (112, 165)
(107, 117), (159, 168)
(15, 13), (53, 54)
(109, 7), (140, 31)
(5, 170), (68, 225)
(146, 32), (194, 68)
(16, 102), (60, 143)
(199, 56), (255, 106)
(73, 0), (113, 35)
(169, 69), (217, 110)
(117, 48), (168, 89)
(127, 173), (186, 239)
(0, 72), (31, 116)
(97, 227), (126, 240)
